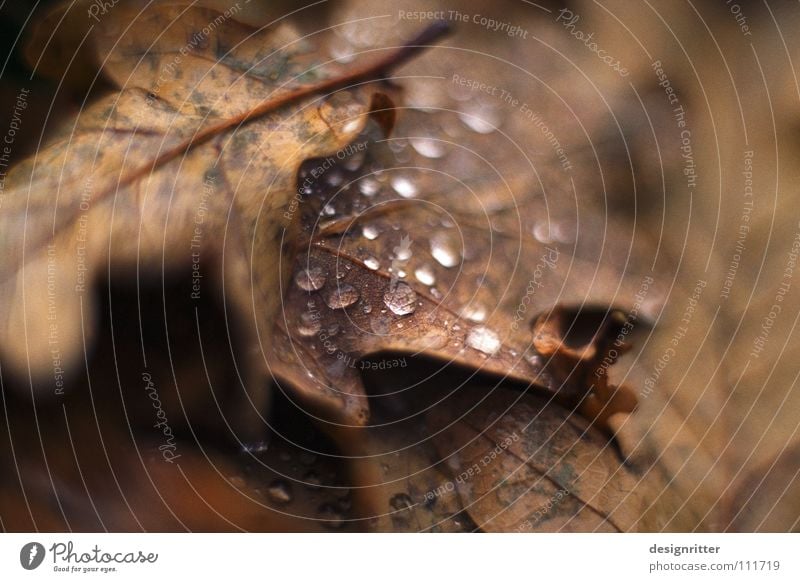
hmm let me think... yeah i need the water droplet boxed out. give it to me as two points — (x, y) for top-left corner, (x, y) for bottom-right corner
(430, 287), (443, 300)
(362, 224), (380, 240)
(325, 170), (343, 187)
(396, 269), (407, 278)
(267, 480), (293, 504)
(414, 264), (436, 286)
(458, 106), (500, 134)
(295, 267), (326, 291)
(384, 282), (418, 316)
(388, 139), (407, 153)
(466, 326), (501, 355)
(362, 303), (373, 314)
(395, 246), (412, 261)
(410, 137), (446, 159)
(304, 470), (322, 488)
(364, 256), (380, 270)
(324, 284), (359, 309)
(323, 203), (336, 216)
(318, 503), (346, 530)
(525, 353), (543, 367)
(461, 304), (487, 323)
(390, 492), (414, 511)
(430, 233), (460, 268)
(330, 38), (356, 63)
(359, 178), (380, 197)
(344, 151), (366, 172)
(391, 176), (418, 199)
(532, 222), (553, 244)
(298, 311), (321, 337)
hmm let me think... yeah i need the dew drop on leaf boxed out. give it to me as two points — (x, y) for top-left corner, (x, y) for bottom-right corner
(461, 303), (487, 323)
(295, 267), (326, 291)
(267, 480), (293, 504)
(364, 256), (380, 270)
(430, 233), (461, 268)
(414, 264), (436, 286)
(324, 283), (359, 309)
(466, 326), (501, 355)
(358, 178), (380, 197)
(410, 137), (446, 159)
(362, 224), (380, 240)
(391, 175), (418, 198)
(383, 282), (418, 316)
(297, 311), (322, 337)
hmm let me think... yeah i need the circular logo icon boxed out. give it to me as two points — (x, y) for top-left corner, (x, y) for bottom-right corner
(20, 542), (45, 570)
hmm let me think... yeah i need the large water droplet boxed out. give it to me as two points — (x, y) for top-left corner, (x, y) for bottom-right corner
(298, 311), (321, 337)
(414, 264), (436, 286)
(364, 256), (380, 270)
(295, 267), (326, 291)
(410, 137), (446, 159)
(430, 233), (460, 268)
(324, 284), (359, 309)
(384, 282), (418, 316)
(466, 326), (501, 355)
(267, 480), (293, 504)
(391, 176), (418, 199)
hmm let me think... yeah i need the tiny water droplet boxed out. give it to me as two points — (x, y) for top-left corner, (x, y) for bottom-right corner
(295, 267), (326, 291)
(323, 203), (336, 216)
(362, 303), (373, 314)
(466, 326), (501, 355)
(430, 287), (443, 300)
(364, 256), (380, 270)
(267, 480), (293, 504)
(383, 282), (418, 316)
(324, 284), (359, 309)
(414, 264), (436, 286)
